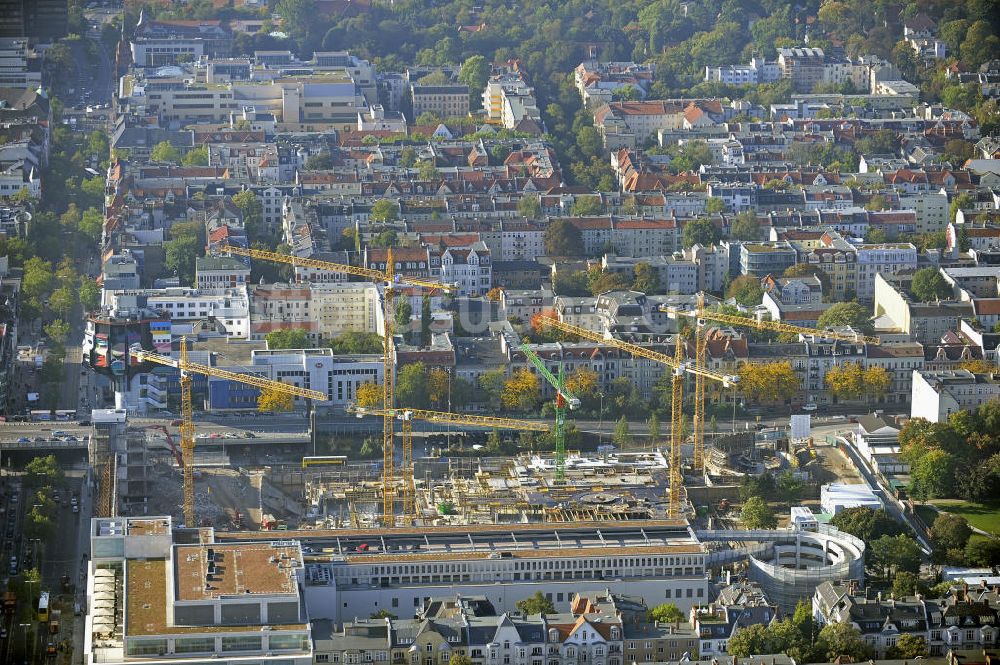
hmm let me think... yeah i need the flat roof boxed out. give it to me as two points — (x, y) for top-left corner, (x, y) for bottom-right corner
(174, 542), (301, 601)
(127, 518), (171, 536)
(126, 558), (307, 637)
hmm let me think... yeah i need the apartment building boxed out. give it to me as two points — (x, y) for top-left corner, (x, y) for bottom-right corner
(911, 368), (1000, 422)
(194, 256), (250, 293)
(130, 17), (232, 67)
(84, 517), (311, 665)
(441, 242), (492, 297)
(108, 286), (251, 339)
(482, 73), (542, 130)
(410, 84), (470, 120)
(855, 244), (918, 302)
(249, 282), (380, 342)
(739, 243), (797, 278)
(0, 38), (39, 88)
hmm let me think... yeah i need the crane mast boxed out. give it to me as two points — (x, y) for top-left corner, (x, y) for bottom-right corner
(518, 344), (579, 482)
(133, 341), (328, 525)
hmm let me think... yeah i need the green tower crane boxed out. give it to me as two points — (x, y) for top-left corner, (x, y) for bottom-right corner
(519, 344), (580, 482)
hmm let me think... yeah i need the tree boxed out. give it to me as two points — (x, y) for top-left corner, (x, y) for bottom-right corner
(356, 382), (382, 408)
(397, 363), (430, 409)
(865, 194), (889, 211)
(910, 449), (956, 499)
(517, 196), (541, 220)
(60, 203), (81, 229)
(737, 362), (800, 404)
(22, 257), (54, 301)
(368, 199), (400, 226)
(275, 0), (317, 41)
(889, 634), (927, 659)
(426, 368), (450, 408)
(648, 603), (685, 624)
(931, 513), (972, 553)
(825, 362), (865, 401)
(911, 267), (952, 302)
(232, 190), (263, 234)
(265, 328), (311, 349)
(682, 218), (721, 248)
(816, 302), (872, 334)
(49, 286), (75, 318)
(421, 295), (432, 346)
(552, 270), (589, 296)
(647, 413), (660, 442)
(395, 299), (413, 330)
(516, 591), (555, 615)
(726, 275), (763, 307)
(164, 235), (201, 286)
(150, 140), (181, 163)
(257, 388), (294, 412)
(727, 624), (776, 657)
(961, 20), (1000, 69)
(24, 455), (64, 490)
(705, 197), (725, 214)
(741, 496), (777, 529)
(43, 320), (71, 348)
(543, 218), (584, 257)
(613, 416), (630, 447)
(565, 367), (597, 399)
(891, 570), (922, 598)
(830, 507), (904, 543)
(730, 212), (762, 241)
(370, 609), (397, 619)
(79, 278), (101, 311)
(329, 331), (383, 355)
(818, 622), (872, 661)
(478, 369), (505, 410)
(633, 263), (660, 294)
(959, 359), (998, 374)
(79, 207), (103, 241)
(965, 538), (1000, 567)
(863, 366), (892, 400)
(458, 55), (490, 94)
(182, 145), (209, 166)
(305, 152), (333, 170)
(570, 195), (604, 216)
(450, 655), (474, 665)
(869, 534), (923, 579)
(501, 369), (541, 411)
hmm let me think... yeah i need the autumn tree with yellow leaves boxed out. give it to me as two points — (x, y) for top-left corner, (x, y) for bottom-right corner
(501, 368), (541, 412)
(428, 368), (450, 408)
(737, 361), (801, 404)
(257, 387), (294, 412)
(355, 382), (382, 408)
(565, 367), (598, 399)
(826, 362), (891, 401)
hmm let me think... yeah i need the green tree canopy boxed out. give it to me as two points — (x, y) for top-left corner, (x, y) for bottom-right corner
(682, 218), (721, 248)
(150, 140), (182, 163)
(726, 275), (764, 307)
(816, 302), (872, 333)
(516, 591), (555, 615)
(741, 496), (776, 529)
(265, 328), (312, 350)
(544, 218), (585, 257)
(911, 267), (952, 302)
(648, 603), (685, 623)
(329, 331), (383, 355)
(370, 199), (399, 224)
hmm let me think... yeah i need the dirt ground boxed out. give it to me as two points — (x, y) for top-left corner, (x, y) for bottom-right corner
(144, 460), (262, 529)
(811, 444), (863, 485)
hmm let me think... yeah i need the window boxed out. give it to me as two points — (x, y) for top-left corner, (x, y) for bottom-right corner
(221, 636), (262, 652)
(175, 638), (216, 654)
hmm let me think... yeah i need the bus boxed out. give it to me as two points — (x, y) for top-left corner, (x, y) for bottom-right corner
(37, 591), (49, 622)
(301, 456), (347, 468)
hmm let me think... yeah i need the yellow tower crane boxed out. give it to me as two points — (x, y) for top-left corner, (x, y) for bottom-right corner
(537, 317), (738, 517)
(133, 341), (328, 526)
(662, 295), (881, 473)
(348, 405), (550, 523)
(219, 244), (453, 525)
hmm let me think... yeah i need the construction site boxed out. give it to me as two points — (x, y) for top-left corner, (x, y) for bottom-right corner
(87, 247), (877, 534)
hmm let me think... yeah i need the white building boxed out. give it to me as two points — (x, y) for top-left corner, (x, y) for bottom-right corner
(250, 282), (381, 342)
(108, 286), (251, 339)
(195, 255), (250, 293)
(85, 517), (310, 665)
(248, 348), (382, 406)
(911, 368), (1000, 423)
(855, 243), (918, 302)
(820, 483), (882, 515)
(852, 415), (907, 476)
(301, 521), (710, 623)
(441, 242), (491, 297)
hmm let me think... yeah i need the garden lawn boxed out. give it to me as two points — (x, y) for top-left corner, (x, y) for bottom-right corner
(929, 499), (1000, 537)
